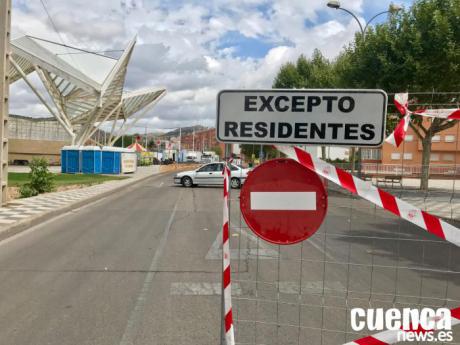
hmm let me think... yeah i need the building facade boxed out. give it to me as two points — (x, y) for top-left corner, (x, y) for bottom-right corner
(8, 115), (73, 164)
(179, 128), (226, 157)
(362, 119), (460, 173)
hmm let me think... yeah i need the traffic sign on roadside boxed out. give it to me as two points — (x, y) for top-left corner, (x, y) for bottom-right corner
(217, 89), (387, 146)
(240, 158), (328, 245)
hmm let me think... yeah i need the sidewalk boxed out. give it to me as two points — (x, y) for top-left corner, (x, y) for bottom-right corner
(0, 165), (166, 241)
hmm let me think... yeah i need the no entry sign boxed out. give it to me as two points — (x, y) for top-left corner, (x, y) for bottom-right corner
(217, 89), (387, 146)
(240, 158), (328, 245)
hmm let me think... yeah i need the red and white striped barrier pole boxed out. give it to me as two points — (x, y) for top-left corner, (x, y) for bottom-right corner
(276, 145), (460, 247)
(222, 161), (235, 345)
(344, 307), (460, 345)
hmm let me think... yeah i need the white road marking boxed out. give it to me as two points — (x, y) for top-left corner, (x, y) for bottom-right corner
(251, 191), (316, 210)
(119, 193), (180, 345)
(169, 281), (344, 296)
(205, 225), (279, 260)
(278, 281), (345, 294)
(170, 282), (242, 296)
(306, 236), (337, 261)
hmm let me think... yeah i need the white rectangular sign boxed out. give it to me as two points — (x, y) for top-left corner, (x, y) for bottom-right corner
(121, 152), (137, 173)
(217, 89), (387, 146)
(251, 192), (316, 210)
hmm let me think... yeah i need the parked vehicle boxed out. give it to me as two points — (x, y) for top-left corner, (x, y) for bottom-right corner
(173, 162), (250, 188)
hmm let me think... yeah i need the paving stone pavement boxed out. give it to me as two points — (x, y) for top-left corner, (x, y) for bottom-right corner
(403, 196), (460, 220)
(0, 166), (160, 228)
(329, 183), (460, 221)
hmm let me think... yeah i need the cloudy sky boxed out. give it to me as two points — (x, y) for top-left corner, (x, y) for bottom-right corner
(10, 0), (412, 132)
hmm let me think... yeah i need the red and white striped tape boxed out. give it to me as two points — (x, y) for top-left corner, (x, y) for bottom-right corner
(385, 113), (411, 147)
(385, 93), (410, 147)
(413, 108), (460, 120)
(344, 307), (460, 345)
(276, 145), (460, 247)
(222, 162), (235, 345)
(386, 92), (460, 147)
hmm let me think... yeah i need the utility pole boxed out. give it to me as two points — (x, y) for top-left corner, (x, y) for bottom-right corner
(192, 128), (195, 152)
(0, 0), (11, 205)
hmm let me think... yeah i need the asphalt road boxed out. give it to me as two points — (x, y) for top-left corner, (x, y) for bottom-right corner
(0, 171), (459, 345)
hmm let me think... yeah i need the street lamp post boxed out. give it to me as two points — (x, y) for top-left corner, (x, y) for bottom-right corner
(326, 1), (401, 175)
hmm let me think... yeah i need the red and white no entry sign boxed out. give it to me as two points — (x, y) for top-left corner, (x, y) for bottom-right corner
(240, 158), (327, 245)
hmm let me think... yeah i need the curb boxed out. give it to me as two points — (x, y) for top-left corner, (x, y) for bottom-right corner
(0, 170), (171, 242)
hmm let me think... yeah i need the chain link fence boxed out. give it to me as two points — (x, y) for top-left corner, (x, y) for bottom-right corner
(226, 92), (460, 344)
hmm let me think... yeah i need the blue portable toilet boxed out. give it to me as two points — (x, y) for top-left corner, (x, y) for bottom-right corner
(81, 146), (102, 174)
(61, 148), (67, 173)
(101, 146), (122, 174)
(61, 145), (80, 173)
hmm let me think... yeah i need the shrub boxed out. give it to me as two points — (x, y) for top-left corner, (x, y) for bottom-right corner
(19, 184), (39, 198)
(19, 158), (55, 198)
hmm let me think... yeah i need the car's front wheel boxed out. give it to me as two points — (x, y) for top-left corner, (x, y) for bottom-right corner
(181, 176), (193, 187)
(230, 177), (241, 189)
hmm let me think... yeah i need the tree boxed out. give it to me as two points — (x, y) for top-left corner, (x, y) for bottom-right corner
(273, 50), (337, 89)
(272, 62), (303, 89)
(272, 0), (459, 188)
(336, 0), (460, 189)
(273, 50), (337, 159)
(113, 134), (137, 148)
(240, 144), (280, 163)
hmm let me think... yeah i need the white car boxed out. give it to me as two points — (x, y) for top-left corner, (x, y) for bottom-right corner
(174, 162), (250, 189)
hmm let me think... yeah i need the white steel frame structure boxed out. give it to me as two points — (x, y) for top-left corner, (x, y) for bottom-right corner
(8, 35), (166, 146)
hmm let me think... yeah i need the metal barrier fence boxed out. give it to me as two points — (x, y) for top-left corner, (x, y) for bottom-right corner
(226, 159), (460, 345)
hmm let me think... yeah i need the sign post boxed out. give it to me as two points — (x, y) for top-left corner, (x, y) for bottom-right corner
(217, 89), (387, 147)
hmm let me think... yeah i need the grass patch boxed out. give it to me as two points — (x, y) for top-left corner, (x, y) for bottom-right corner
(8, 172), (128, 187)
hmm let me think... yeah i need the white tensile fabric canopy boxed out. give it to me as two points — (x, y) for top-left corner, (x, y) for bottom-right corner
(9, 35), (166, 145)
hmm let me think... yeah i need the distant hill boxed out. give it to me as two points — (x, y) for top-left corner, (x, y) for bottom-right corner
(159, 125), (207, 139)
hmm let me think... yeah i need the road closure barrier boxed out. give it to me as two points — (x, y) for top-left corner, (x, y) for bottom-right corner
(222, 162), (235, 345)
(276, 145), (460, 247)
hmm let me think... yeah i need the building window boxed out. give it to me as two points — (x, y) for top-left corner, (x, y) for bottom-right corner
(430, 153), (440, 161)
(432, 135), (441, 142)
(404, 135), (413, 142)
(445, 135), (456, 143)
(403, 153), (413, 160)
(443, 154), (455, 162)
(362, 148), (381, 160)
(391, 153), (401, 160)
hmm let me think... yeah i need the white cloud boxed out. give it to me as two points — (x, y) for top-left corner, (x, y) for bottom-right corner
(10, 0), (384, 132)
